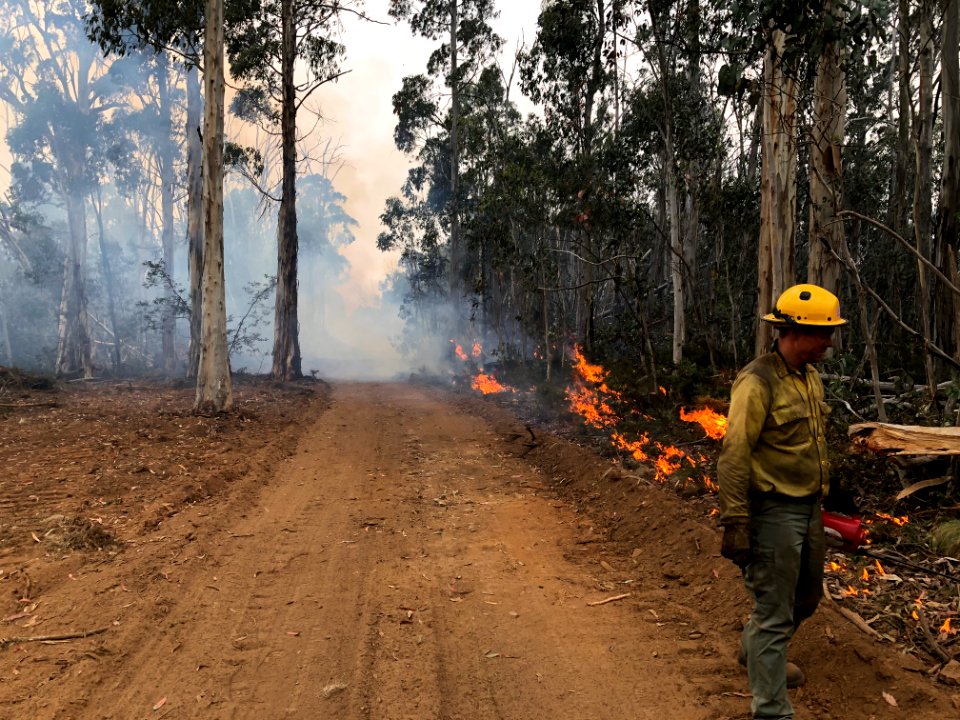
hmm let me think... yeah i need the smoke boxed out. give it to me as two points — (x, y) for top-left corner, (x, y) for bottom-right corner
(0, 0), (543, 379)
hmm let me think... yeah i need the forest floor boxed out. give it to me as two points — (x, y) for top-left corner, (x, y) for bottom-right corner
(0, 376), (958, 719)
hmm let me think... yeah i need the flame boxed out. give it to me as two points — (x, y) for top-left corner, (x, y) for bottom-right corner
(472, 341), (482, 358)
(659, 386), (667, 396)
(709, 507), (720, 517)
(842, 585), (859, 597)
(912, 610), (920, 621)
(940, 618), (956, 636)
(652, 443), (687, 480)
(829, 561), (844, 573)
(565, 347), (718, 490)
(612, 432), (650, 462)
(875, 512), (909, 526)
(567, 385), (619, 428)
(679, 407), (728, 440)
(471, 373), (515, 395)
(566, 346), (622, 428)
(449, 340), (469, 362)
(861, 567), (870, 582)
(874, 559), (886, 575)
(570, 345), (619, 393)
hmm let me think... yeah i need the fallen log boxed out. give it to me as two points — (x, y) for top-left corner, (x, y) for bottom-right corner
(849, 422), (960, 456)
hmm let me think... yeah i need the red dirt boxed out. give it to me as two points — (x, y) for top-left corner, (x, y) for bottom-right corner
(0, 378), (957, 719)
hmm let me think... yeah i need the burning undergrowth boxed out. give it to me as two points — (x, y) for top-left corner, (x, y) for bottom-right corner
(450, 343), (960, 672)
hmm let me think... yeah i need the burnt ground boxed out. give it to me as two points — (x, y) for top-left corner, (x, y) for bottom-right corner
(0, 376), (958, 719)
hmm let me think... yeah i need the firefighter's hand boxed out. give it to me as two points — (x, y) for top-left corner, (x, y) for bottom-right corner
(721, 519), (751, 569)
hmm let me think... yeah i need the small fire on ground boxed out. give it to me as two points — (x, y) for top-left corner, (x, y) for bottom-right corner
(472, 373), (516, 395)
(567, 346), (716, 488)
(679, 407), (728, 440)
(451, 340), (517, 395)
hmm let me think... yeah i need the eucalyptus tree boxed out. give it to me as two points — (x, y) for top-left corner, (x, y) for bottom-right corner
(195, 0), (232, 412)
(630, 0), (728, 364)
(88, 0), (230, 407)
(388, 0), (502, 334)
(718, 1), (881, 357)
(935, 0), (960, 361)
(913, 0), (937, 390)
(226, 0), (356, 381)
(106, 54), (186, 372)
(86, 0), (207, 376)
(0, 204), (59, 369)
(519, 0), (619, 351)
(806, 0), (847, 300)
(0, 0), (137, 377)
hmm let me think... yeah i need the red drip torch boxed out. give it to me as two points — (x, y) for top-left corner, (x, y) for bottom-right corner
(821, 510), (867, 552)
(821, 510), (960, 582)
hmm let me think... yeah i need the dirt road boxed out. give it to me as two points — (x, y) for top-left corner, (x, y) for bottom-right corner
(2, 382), (957, 719)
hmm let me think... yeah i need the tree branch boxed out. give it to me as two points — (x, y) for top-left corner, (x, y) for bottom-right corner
(837, 210), (960, 298)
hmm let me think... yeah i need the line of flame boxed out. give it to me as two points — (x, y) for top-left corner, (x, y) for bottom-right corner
(471, 372), (515, 395)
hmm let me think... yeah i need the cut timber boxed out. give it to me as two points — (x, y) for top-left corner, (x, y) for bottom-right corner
(849, 422), (960, 455)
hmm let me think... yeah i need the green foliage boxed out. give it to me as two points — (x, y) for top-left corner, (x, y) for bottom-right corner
(929, 520), (960, 557)
(224, 142), (265, 178)
(85, 0), (204, 59)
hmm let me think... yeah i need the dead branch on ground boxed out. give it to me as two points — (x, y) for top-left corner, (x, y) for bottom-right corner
(0, 626), (108, 649)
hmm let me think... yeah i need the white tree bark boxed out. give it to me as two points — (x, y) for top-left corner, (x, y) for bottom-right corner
(756, 30), (798, 357)
(194, 0), (233, 413)
(807, 2), (846, 296)
(914, 0), (936, 393)
(186, 61), (204, 378)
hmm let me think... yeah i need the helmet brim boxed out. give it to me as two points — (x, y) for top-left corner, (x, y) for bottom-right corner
(761, 313), (848, 327)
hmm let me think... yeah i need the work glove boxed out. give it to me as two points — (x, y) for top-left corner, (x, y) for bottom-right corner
(720, 518), (751, 570)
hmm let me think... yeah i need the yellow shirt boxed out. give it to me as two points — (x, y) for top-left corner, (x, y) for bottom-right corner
(718, 350), (830, 521)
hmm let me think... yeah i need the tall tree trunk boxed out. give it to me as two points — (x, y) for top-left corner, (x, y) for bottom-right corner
(756, 30), (798, 357)
(936, 0), (960, 361)
(889, 0), (912, 234)
(93, 188), (121, 372)
(0, 294), (12, 366)
(807, 1), (846, 298)
(55, 185), (94, 378)
(195, 0), (233, 413)
(914, 0), (936, 392)
(682, 0), (701, 349)
(650, 5), (684, 364)
(576, 239), (595, 350)
(542, 267), (551, 382)
(447, 0), (464, 331)
(665, 147), (684, 364)
(272, 0), (302, 381)
(158, 59), (178, 373)
(186, 60), (204, 378)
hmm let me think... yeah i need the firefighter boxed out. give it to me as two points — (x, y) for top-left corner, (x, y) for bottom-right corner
(718, 283), (845, 720)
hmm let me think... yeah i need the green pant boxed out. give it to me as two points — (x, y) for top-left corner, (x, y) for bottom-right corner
(742, 495), (825, 719)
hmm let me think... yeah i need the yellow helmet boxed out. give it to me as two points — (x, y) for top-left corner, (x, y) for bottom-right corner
(762, 283), (847, 327)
